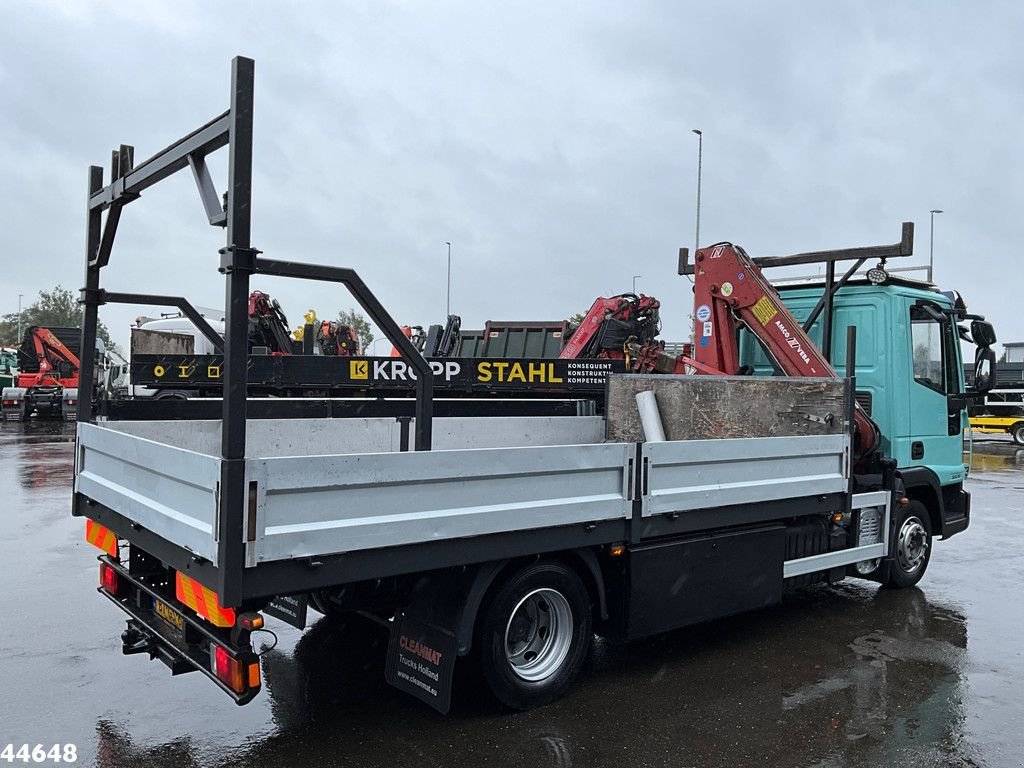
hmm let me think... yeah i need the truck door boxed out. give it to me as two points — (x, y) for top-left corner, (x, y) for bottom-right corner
(908, 303), (964, 485)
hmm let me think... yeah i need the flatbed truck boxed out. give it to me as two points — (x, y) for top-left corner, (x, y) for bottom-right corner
(969, 416), (1024, 445)
(73, 58), (996, 713)
(964, 360), (1024, 444)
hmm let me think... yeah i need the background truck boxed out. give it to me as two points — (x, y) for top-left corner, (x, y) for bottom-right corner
(117, 295), (365, 405)
(123, 311), (226, 401)
(0, 347), (17, 390)
(963, 352), (1024, 444)
(125, 295), (688, 407)
(73, 57), (996, 713)
(2, 326), (81, 422)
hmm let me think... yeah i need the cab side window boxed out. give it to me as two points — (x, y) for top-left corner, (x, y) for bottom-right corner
(910, 304), (960, 394)
(911, 308), (944, 391)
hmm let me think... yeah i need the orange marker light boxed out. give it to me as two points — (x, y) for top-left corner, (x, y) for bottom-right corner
(239, 612), (264, 631)
(609, 544), (626, 557)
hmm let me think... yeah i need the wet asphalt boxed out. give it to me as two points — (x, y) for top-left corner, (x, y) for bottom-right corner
(0, 421), (1022, 767)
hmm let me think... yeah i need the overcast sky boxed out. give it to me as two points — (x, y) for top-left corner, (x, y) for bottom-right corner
(2, 1), (1021, 353)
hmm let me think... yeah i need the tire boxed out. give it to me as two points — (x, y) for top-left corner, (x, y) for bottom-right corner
(1011, 423), (1024, 446)
(154, 390), (191, 400)
(886, 500), (933, 588)
(477, 561), (592, 710)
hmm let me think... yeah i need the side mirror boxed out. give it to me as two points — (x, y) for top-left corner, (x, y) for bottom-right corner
(971, 319), (997, 347)
(972, 346), (996, 395)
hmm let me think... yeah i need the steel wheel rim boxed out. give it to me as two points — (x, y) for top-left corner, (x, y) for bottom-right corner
(897, 516), (928, 573)
(504, 588), (573, 682)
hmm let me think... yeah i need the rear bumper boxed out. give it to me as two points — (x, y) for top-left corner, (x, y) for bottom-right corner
(98, 557), (261, 705)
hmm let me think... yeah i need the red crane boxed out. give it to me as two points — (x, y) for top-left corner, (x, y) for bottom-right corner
(16, 327), (80, 389)
(559, 294), (694, 374)
(687, 241), (880, 459)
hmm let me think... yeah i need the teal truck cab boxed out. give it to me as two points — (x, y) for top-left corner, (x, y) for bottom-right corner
(738, 266), (996, 546)
(0, 348), (17, 390)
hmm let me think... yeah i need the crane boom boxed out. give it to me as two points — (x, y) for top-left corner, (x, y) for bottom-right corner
(690, 241), (880, 460)
(33, 328), (81, 373)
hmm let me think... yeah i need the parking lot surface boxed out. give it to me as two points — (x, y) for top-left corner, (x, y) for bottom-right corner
(1, 422), (1021, 767)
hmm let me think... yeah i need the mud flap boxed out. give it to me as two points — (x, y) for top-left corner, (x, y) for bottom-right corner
(384, 613), (457, 714)
(265, 595), (307, 629)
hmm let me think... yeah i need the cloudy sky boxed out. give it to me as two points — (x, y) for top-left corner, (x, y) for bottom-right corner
(2, 1), (1021, 352)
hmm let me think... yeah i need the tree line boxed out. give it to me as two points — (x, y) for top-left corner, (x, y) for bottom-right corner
(0, 287), (115, 351)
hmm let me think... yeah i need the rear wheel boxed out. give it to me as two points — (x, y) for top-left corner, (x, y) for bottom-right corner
(1011, 422), (1024, 446)
(886, 501), (932, 588)
(478, 561), (592, 710)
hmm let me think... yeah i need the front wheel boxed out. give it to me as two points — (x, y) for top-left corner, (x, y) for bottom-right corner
(478, 561), (592, 710)
(886, 501), (932, 588)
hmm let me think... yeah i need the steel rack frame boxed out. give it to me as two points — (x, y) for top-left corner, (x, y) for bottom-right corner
(75, 56), (434, 602)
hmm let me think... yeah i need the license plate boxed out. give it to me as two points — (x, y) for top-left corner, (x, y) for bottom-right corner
(155, 598), (186, 631)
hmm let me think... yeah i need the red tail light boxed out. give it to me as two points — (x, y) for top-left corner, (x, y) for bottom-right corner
(2, 400), (16, 406)
(99, 563), (120, 596)
(212, 645), (257, 694)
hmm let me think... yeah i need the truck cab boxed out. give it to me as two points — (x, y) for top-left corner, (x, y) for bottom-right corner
(740, 276), (974, 538)
(0, 348), (18, 389)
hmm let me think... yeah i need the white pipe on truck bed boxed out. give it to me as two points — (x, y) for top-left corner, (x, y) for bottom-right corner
(635, 390), (666, 442)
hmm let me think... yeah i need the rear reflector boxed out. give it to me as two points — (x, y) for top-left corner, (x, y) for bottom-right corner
(86, 520), (119, 557)
(176, 572), (236, 628)
(99, 563), (120, 596)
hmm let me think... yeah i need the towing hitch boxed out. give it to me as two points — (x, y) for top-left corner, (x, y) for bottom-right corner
(120, 625), (149, 654)
(121, 620), (195, 676)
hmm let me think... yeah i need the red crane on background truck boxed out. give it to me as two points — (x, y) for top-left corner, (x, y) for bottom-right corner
(1, 326), (81, 422)
(247, 289), (359, 356)
(559, 293), (696, 375)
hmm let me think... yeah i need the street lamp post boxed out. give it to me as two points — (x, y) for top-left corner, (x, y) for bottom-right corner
(17, 294), (23, 342)
(444, 242), (452, 317)
(692, 129), (703, 256)
(928, 209), (943, 283)
(632, 274), (642, 293)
